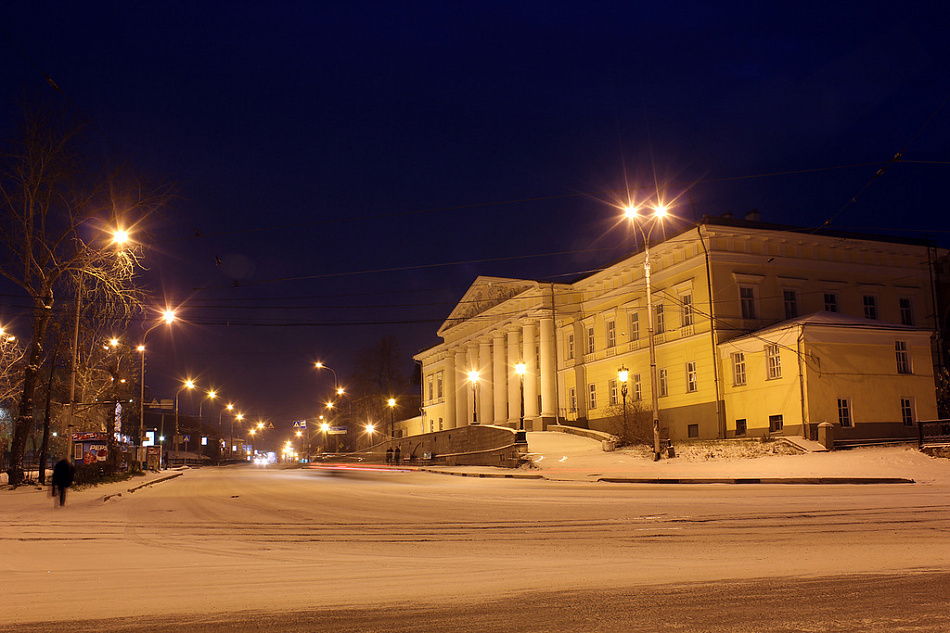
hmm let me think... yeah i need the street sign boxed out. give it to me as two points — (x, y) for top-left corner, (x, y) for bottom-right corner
(293, 420), (307, 429)
(328, 426), (347, 435)
(267, 422), (275, 429)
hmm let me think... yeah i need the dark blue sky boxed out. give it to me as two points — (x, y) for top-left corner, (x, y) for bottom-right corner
(2, 2), (948, 441)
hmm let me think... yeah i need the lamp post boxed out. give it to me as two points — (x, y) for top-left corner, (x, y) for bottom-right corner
(618, 366), (629, 435)
(174, 379), (195, 460)
(624, 202), (668, 460)
(468, 370), (479, 425)
(218, 402), (233, 458)
(230, 412), (243, 458)
(515, 363), (526, 430)
(196, 389), (217, 459)
(387, 398), (396, 438)
(137, 309), (176, 450)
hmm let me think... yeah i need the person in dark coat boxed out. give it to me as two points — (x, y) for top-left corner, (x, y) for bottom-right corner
(385, 447), (393, 465)
(393, 446), (401, 466)
(51, 459), (74, 507)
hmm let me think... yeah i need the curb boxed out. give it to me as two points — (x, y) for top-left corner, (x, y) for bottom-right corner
(596, 476), (916, 485)
(103, 472), (183, 501)
(420, 468), (543, 480)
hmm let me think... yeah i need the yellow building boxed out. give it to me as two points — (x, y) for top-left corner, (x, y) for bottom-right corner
(414, 215), (943, 443)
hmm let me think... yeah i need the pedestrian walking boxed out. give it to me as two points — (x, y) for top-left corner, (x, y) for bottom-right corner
(51, 459), (74, 507)
(385, 447), (393, 465)
(393, 446), (401, 466)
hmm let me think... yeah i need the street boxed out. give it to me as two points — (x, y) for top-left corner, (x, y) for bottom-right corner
(3, 464), (949, 631)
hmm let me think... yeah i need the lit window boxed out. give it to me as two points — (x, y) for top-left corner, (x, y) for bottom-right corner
(766, 344), (782, 379)
(837, 398), (852, 427)
(863, 295), (877, 320)
(732, 352), (746, 386)
(895, 341), (911, 374)
(686, 361), (697, 393)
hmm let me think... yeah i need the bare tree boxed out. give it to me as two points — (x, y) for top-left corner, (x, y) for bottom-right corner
(346, 335), (419, 439)
(602, 399), (653, 447)
(0, 99), (163, 485)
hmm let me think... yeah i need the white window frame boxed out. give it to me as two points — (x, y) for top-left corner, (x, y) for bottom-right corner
(686, 361), (697, 393)
(823, 292), (839, 313)
(739, 286), (757, 319)
(681, 293), (693, 328)
(566, 333), (575, 360)
(587, 325), (595, 355)
(900, 397), (915, 426)
(568, 387), (577, 412)
(659, 368), (668, 397)
(783, 289), (799, 319)
(588, 383), (597, 409)
(895, 340), (912, 374)
(837, 398), (853, 427)
(606, 319), (616, 348)
(899, 298), (915, 326)
(654, 304), (665, 334)
(863, 295), (878, 320)
(633, 374), (642, 400)
(608, 379), (618, 405)
(732, 352), (746, 386)
(630, 312), (639, 341)
(766, 344), (782, 379)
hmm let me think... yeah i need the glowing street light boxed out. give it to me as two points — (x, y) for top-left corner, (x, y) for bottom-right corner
(468, 370), (479, 425)
(623, 200), (669, 460)
(618, 366), (629, 434)
(137, 309), (177, 448)
(174, 379), (196, 460)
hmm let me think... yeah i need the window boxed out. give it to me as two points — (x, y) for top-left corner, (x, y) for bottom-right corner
(630, 313), (639, 341)
(568, 387), (577, 412)
(863, 295), (877, 320)
(608, 379), (618, 405)
(437, 373), (443, 399)
(606, 320), (616, 348)
(633, 374), (642, 400)
(659, 368), (668, 397)
(735, 419), (747, 436)
(587, 326), (595, 355)
(740, 286), (756, 319)
(895, 341), (911, 374)
(681, 294), (693, 327)
(824, 293), (838, 312)
(566, 333), (574, 360)
(732, 352), (746, 386)
(687, 424), (699, 438)
(588, 384), (597, 409)
(837, 398), (852, 427)
(769, 414), (784, 433)
(427, 378), (434, 402)
(439, 418), (444, 431)
(783, 290), (799, 319)
(899, 298), (915, 326)
(766, 344), (782, 379)
(655, 304), (665, 334)
(686, 361), (697, 393)
(900, 398), (914, 426)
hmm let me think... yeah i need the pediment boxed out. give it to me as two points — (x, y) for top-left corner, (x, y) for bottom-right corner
(438, 277), (535, 335)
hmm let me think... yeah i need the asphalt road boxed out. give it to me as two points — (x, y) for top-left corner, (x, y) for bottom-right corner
(3, 464), (949, 631)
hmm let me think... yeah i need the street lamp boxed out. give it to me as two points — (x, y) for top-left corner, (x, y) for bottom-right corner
(230, 411), (244, 457)
(624, 201), (668, 460)
(514, 363), (526, 430)
(468, 370), (479, 425)
(218, 402), (233, 456)
(387, 398), (396, 438)
(314, 361), (339, 389)
(618, 366), (629, 436)
(174, 379), (195, 460)
(137, 309), (176, 449)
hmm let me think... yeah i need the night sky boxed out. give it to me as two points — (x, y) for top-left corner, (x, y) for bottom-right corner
(2, 3), (948, 447)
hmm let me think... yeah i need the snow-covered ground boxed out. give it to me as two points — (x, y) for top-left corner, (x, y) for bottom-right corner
(523, 432), (950, 482)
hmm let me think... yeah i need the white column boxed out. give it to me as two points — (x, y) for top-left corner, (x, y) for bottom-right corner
(506, 327), (522, 426)
(467, 344), (478, 424)
(539, 315), (557, 424)
(479, 339), (493, 424)
(522, 321), (539, 422)
(455, 348), (468, 427)
(492, 332), (507, 426)
(443, 351), (456, 430)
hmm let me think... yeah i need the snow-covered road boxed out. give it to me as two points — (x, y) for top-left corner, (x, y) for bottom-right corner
(3, 460), (950, 630)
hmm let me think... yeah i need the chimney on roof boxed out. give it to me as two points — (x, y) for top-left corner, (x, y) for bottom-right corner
(745, 209), (760, 222)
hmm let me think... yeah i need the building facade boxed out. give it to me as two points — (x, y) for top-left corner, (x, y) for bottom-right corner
(414, 216), (943, 443)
